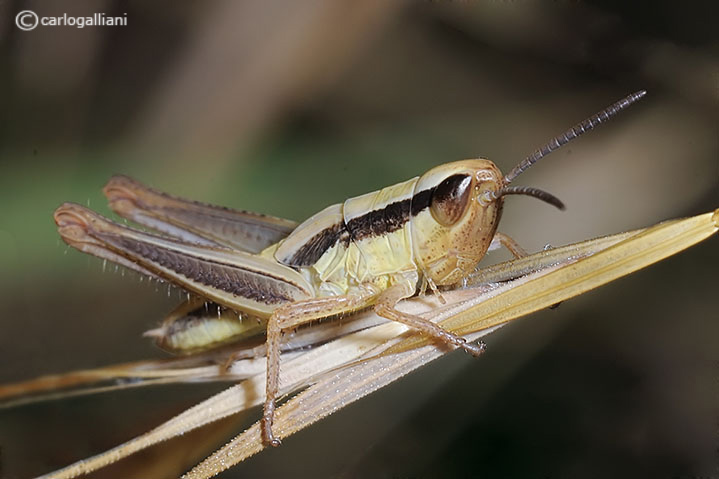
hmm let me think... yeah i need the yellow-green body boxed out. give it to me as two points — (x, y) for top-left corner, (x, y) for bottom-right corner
(55, 159), (506, 354)
(260, 159), (504, 302)
(263, 177), (417, 297)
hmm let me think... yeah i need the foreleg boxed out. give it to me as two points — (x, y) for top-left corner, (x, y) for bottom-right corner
(489, 231), (528, 259)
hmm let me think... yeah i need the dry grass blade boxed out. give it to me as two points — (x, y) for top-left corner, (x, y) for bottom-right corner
(183, 210), (718, 477)
(392, 214), (715, 353)
(0, 315), (391, 408)
(0, 362), (226, 409)
(36, 210), (718, 479)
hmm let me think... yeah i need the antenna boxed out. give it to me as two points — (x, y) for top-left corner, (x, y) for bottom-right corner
(503, 90), (647, 185)
(495, 186), (565, 210)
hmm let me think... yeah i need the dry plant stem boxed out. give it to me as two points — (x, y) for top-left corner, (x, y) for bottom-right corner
(0, 312), (394, 408)
(185, 210), (719, 478)
(466, 229), (641, 286)
(33, 210), (718, 479)
(392, 215), (715, 356)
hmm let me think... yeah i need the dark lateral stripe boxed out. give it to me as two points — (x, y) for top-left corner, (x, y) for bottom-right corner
(410, 187), (432, 217)
(284, 223), (350, 267)
(345, 198), (410, 241)
(97, 233), (295, 305)
(347, 186), (434, 241)
(284, 186), (435, 267)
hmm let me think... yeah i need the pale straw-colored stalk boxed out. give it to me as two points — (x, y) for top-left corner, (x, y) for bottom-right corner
(14, 209), (717, 479)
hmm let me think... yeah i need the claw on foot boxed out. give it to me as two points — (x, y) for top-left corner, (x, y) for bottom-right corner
(261, 420), (282, 447)
(262, 404), (283, 447)
(461, 339), (486, 357)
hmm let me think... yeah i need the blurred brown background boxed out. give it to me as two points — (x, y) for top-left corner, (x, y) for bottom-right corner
(0, 1), (717, 478)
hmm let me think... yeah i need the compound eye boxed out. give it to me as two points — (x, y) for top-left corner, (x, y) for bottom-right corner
(430, 174), (473, 226)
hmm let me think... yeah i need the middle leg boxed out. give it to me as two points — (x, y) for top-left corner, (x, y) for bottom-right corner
(374, 282), (485, 357)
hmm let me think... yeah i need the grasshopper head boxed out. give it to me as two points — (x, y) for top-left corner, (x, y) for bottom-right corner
(410, 159), (504, 286)
(411, 91), (648, 287)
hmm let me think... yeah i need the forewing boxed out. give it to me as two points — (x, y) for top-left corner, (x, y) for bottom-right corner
(104, 175), (298, 253)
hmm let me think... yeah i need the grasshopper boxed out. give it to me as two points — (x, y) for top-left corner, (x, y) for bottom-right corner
(54, 90), (645, 446)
